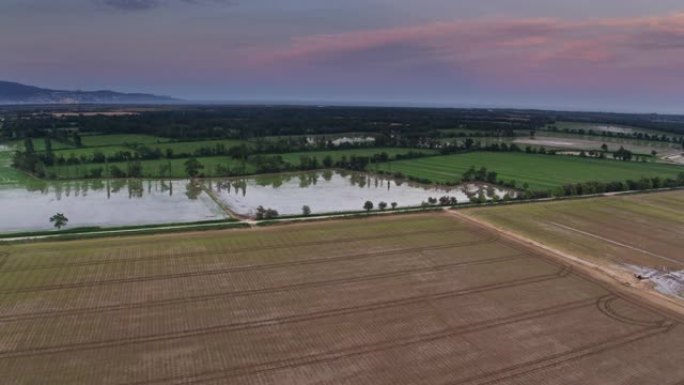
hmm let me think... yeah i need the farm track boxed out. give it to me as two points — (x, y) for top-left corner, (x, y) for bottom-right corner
(0, 235), (505, 295)
(0, 227), (476, 272)
(112, 294), (677, 385)
(0, 250), (525, 322)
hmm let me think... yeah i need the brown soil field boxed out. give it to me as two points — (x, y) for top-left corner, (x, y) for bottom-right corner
(1, 213), (683, 384)
(462, 191), (684, 270)
(461, 191), (684, 302)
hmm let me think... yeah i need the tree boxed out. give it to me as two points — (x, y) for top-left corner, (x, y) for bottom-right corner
(363, 201), (374, 211)
(24, 138), (35, 154)
(391, 202), (398, 209)
(601, 143), (608, 151)
(378, 201), (388, 210)
(184, 157), (204, 178)
(49, 213), (68, 229)
(127, 161), (143, 178)
(255, 206), (279, 220)
(264, 208), (279, 219)
(302, 205), (311, 216)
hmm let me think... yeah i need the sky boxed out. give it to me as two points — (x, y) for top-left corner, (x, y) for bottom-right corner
(2, 0), (684, 112)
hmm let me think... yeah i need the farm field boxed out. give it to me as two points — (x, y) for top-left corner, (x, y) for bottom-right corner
(1, 213), (683, 384)
(0, 145), (34, 185)
(48, 156), (255, 179)
(43, 146), (431, 179)
(274, 147), (437, 165)
(514, 134), (683, 160)
(377, 152), (684, 190)
(79, 134), (170, 147)
(5, 138), (75, 152)
(147, 139), (248, 154)
(462, 191), (684, 296)
(52, 145), (132, 158)
(547, 121), (661, 135)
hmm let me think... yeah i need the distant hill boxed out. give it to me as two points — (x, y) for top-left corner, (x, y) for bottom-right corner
(0, 81), (179, 105)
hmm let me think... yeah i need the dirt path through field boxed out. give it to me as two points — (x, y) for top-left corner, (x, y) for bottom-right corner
(449, 210), (684, 318)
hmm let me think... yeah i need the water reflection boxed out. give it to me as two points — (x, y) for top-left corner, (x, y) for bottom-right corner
(0, 170), (517, 232)
(0, 179), (227, 233)
(206, 170), (516, 217)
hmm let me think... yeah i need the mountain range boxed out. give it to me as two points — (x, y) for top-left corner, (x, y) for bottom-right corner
(0, 81), (179, 105)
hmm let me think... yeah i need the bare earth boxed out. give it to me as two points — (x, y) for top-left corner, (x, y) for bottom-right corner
(461, 190), (684, 305)
(0, 212), (683, 384)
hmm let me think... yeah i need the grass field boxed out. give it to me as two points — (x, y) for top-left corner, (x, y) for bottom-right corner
(462, 191), (684, 271)
(377, 152), (684, 190)
(45, 148), (438, 179)
(52, 145), (132, 158)
(1, 213), (682, 384)
(48, 156), (255, 179)
(79, 134), (170, 147)
(0, 145), (34, 185)
(274, 147), (437, 165)
(5, 139), (75, 152)
(147, 139), (249, 154)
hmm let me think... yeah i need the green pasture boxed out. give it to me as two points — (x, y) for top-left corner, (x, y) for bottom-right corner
(376, 152), (683, 190)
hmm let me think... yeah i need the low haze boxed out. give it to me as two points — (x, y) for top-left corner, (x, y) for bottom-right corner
(2, 0), (684, 112)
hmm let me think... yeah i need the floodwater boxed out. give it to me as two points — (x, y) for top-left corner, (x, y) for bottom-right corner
(0, 167), (514, 233)
(0, 179), (227, 233)
(206, 170), (514, 217)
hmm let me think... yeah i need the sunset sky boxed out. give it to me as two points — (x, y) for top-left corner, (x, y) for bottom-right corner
(2, 0), (684, 112)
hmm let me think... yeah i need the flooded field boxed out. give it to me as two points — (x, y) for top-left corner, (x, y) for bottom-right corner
(514, 135), (684, 163)
(0, 164), (512, 232)
(0, 179), (227, 233)
(207, 170), (512, 217)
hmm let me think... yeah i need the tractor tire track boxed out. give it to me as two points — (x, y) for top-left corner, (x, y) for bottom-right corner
(0, 274), (588, 359)
(1, 227), (486, 273)
(453, 324), (676, 385)
(0, 250), (529, 322)
(111, 295), (674, 385)
(596, 295), (670, 328)
(0, 235), (503, 295)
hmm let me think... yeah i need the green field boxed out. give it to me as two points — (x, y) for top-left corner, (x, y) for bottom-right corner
(275, 147), (437, 165)
(80, 134), (170, 147)
(52, 145), (132, 158)
(0, 145), (34, 185)
(377, 152), (684, 190)
(148, 139), (249, 154)
(48, 156), (255, 179)
(6, 139), (76, 152)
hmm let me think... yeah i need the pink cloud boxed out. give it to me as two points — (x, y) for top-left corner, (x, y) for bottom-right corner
(249, 12), (684, 91)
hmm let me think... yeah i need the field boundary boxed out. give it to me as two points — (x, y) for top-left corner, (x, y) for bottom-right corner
(450, 210), (684, 319)
(548, 221), (682, 266)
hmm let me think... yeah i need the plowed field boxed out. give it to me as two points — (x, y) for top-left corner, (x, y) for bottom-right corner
(1, 213), (682, 385)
